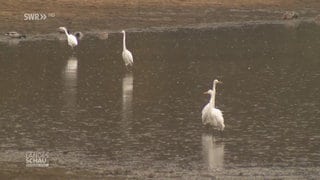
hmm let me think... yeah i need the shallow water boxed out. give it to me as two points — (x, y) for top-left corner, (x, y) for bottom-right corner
(0, 22), (319, 175)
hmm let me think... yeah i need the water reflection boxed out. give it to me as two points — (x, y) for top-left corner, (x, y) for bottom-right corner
(202, 133), (224, 170)
(122, 73), (133, 121)
(63, 56), (78, 109)
(283, 20), (301, 29)
(6, 39), (21, 46)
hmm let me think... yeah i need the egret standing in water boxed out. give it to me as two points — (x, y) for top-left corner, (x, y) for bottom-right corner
(202, 79), (225, 132)
(121, 30), (134, 68)
(59, 27), (78, 49)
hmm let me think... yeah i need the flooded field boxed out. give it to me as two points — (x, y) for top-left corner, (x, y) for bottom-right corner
(0, 22), (320, 178)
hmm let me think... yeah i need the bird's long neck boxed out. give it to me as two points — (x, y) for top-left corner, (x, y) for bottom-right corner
(63, 28), (69, 36)
(210, 83), (217, 107)
(123, 32), (127, 50)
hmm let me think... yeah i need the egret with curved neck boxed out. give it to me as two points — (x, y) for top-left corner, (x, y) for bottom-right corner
(59, 27), (78, 49)
(201, 79), (225, 132)
(121, 30), (134, 68)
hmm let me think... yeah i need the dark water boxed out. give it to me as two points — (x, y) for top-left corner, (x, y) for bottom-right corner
(0, 22), (319, 174)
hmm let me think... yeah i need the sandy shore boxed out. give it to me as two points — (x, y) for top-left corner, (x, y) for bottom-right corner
(1, 163), (319, 179)
(1, 0), (320, 34)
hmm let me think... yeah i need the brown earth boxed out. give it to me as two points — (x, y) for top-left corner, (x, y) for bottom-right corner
(1, 0), (320, 34)
(1, 163), (319, 179)
(1, 0), (320, 179)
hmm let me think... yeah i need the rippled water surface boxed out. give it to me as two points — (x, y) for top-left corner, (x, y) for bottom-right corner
(0, 22), (319, 175)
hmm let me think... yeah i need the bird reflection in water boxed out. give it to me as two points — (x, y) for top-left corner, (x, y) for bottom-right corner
(122, 73), (133, 122)
(63, 56), (78, 110)
(202, 133), (224, 170)
(4, 31), (26, 46)
(6, 39), (21, 46)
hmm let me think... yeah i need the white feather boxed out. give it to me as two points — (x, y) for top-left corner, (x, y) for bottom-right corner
(201, 79), (225, 131)
(121, 30), (134, 67)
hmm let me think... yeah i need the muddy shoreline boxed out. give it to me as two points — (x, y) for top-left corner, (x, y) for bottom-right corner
(1, 0), (320, 34)
(1, 163), (319, 179)
(0, 18), (317, 43)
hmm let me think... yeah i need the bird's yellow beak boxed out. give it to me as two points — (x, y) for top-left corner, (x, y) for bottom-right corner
(217, 80), (223, 84)
(204, 91), (209, 94)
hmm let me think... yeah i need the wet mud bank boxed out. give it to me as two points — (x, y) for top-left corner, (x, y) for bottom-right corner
(1, 0), (320, 34)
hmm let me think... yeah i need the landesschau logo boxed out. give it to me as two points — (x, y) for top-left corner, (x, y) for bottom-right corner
(26, 151), (49, 167)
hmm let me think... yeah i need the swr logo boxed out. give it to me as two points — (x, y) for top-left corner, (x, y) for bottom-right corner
(24, 13), (47, 21)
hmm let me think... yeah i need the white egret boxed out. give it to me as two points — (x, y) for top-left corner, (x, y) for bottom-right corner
(202, 79), (225, 131)
(5, 32), (26, 38)
(59, 27), (78, 49)
(121, 30), (134, 67)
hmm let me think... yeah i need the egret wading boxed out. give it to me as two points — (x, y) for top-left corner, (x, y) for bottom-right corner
(121, 30), (134, 68)
(59, 27), (78, 49)
(202, 79), (225, 132)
